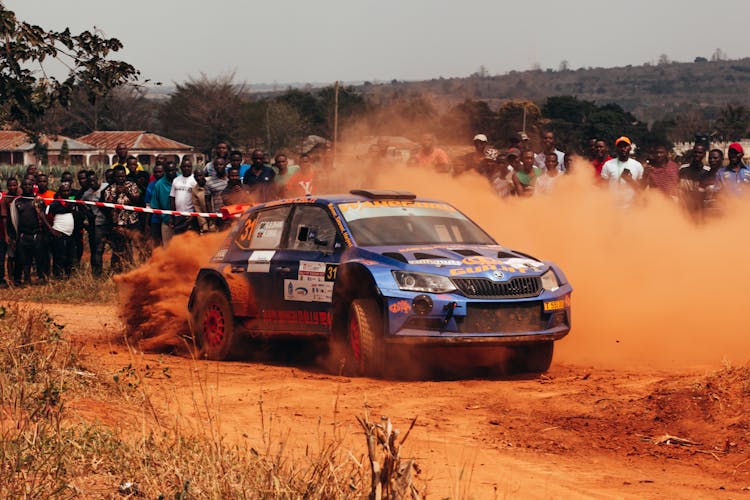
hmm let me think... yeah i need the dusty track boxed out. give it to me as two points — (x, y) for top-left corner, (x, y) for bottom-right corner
(38, 302), (750, 499)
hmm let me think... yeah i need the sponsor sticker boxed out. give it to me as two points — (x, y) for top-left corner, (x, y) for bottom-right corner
(284, 279), (333, 303)
(389, 300), (411, 314)
(299, 260), (326, 281)
(254, 220), (283, 241)
(246, 250), (275, 273)
(311, 281), (334, 302)
(299, 261), (339, 282)
(284, 279), (313, 302)
(262, 309), (332, 326)
(502, 258), (544, 270)
(212, 248), (228, 262)
(407, 259), (461, 266)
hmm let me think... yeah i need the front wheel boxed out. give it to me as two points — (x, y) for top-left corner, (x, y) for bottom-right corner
(513, 341), (554, 373)
(193, 289), (238, 360)
(347, 299), (385, 377)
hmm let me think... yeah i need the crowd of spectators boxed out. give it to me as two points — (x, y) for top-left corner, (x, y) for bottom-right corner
(446, 131), (748, 217)
(1, 132), (747, 287)
(0, 141), (321, 286)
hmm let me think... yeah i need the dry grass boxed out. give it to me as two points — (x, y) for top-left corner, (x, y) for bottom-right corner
(3, 266), (118, 304)
(0, 303), (423, 498)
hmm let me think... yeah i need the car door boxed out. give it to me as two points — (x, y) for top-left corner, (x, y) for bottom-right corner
(226, 206), (292, 331)
(269, 204), (343, 335)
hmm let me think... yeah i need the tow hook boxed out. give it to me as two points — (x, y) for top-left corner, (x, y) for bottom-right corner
(443, 301), (457, 327)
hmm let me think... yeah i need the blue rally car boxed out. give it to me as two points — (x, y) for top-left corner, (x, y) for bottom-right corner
(188, 190), (572, 375)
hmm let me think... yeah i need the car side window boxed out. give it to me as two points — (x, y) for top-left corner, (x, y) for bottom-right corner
(234, 206), (291, 250)
(287, 206), (338, 252)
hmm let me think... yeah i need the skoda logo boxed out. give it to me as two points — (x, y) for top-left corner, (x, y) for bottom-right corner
(491, 270), (505, 281)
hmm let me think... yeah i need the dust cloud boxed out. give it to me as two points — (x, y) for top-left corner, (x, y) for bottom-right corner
(116, 151), (750, 370)
(116, 232), (225, 353)
(363, 159), (750, 369)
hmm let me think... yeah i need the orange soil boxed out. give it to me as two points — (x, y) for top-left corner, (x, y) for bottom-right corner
(44, 301), (750, 499)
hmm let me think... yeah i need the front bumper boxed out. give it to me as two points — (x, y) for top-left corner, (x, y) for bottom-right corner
(381, 286), (572, 346)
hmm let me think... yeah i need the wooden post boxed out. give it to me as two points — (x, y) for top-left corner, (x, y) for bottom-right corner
(333, 80), (339, 169)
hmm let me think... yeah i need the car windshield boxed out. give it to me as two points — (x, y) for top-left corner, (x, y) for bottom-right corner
(337, 200), (495, 246)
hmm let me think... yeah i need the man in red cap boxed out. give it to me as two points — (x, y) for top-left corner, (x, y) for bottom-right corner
(716, 143), (750, 195)
(600, 136), (643, 206)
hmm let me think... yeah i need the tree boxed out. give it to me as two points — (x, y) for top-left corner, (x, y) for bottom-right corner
(667, 109), (710, 143)
(711, 48), (726, 62)
(39, 84), (156, 136)
(471, 65), (489, 78)
(558, 60), (570, 72)
(714, 104), (750, 141)
(158, 73), (247, 154)
(542, 96), (654, 153)
(442, 99), (496, 141)
(59, 139), (69, 165)
(0, 4), (138, 139)
(265, 100), (308, 153)
(493, 100), (542, 147)
(658, 54), (670, 65)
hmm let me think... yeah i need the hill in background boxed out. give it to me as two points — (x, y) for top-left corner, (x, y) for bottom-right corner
(359, 58), (750, 124)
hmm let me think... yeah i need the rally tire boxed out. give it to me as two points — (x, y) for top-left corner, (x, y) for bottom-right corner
(515, 341), (554, 373)
(194, 290), (238, 361)
(347, 299), (385, 377)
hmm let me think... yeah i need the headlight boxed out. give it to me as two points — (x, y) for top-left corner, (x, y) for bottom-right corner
(392, 271), (456, 293)
(541, 269), (560, 291)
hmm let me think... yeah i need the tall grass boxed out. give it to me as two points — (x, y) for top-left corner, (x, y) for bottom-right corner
(0, 303), (423, 498)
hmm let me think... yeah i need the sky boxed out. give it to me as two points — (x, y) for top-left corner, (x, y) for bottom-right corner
(7, 0), (750, 87)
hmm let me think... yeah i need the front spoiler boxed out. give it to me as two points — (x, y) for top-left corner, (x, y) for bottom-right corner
(383, 329), (569, 346)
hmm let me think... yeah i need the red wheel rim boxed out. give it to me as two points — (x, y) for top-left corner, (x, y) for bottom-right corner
(349, 315), (362, 364)
(203, 304), (225, 347)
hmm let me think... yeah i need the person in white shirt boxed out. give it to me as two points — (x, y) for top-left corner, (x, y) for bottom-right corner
(169, 157), (197, 233)
(536, 152), (563, 195)
(534, 131), (566, 172)
(600, 136), (643, 207)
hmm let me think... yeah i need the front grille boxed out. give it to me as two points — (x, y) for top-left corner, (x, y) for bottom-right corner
(453, 276), (542, 298)
(458, 302), (546, 333)
(400, 302), (547, 333)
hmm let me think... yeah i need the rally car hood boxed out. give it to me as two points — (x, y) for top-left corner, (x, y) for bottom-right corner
(350, 245), (552, 280)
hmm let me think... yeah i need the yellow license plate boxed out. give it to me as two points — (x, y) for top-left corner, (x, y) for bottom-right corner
(543, 299), (566, 312)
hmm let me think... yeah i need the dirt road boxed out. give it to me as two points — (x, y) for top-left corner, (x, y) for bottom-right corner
(48, 303), (750, 499)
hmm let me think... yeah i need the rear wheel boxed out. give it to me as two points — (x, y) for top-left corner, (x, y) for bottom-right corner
(347, 299), (385, 376)
(193, 289), (239, 360)
(514, 341), (554, 373)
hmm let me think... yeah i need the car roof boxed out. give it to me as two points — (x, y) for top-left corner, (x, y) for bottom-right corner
(253, 191), (447, 210)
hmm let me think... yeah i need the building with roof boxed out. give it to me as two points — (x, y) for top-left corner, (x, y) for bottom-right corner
(76, 131), (197, 167)
(0, 131), (96, 166)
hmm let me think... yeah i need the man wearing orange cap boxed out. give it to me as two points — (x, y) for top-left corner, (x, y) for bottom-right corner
(716, 143), (750, 195)
(600, 136), (643, 206)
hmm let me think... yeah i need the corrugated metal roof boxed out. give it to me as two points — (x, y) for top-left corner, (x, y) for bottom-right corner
(0, 131), (30, 150)
(20, 135), (95, 151)
(77, 131), (194, 151)
(0, 132), (96, 151)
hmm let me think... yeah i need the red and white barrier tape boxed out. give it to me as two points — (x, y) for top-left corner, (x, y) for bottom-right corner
(0, 193), (243, 219)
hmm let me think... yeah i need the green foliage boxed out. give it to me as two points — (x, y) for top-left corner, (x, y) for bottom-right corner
(714, 104), (750, 141)
(0, 5), (138, 137)
(59, 138), (69, 159)
(158, 73), (248, 154)
(542, 96), (666, 154)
